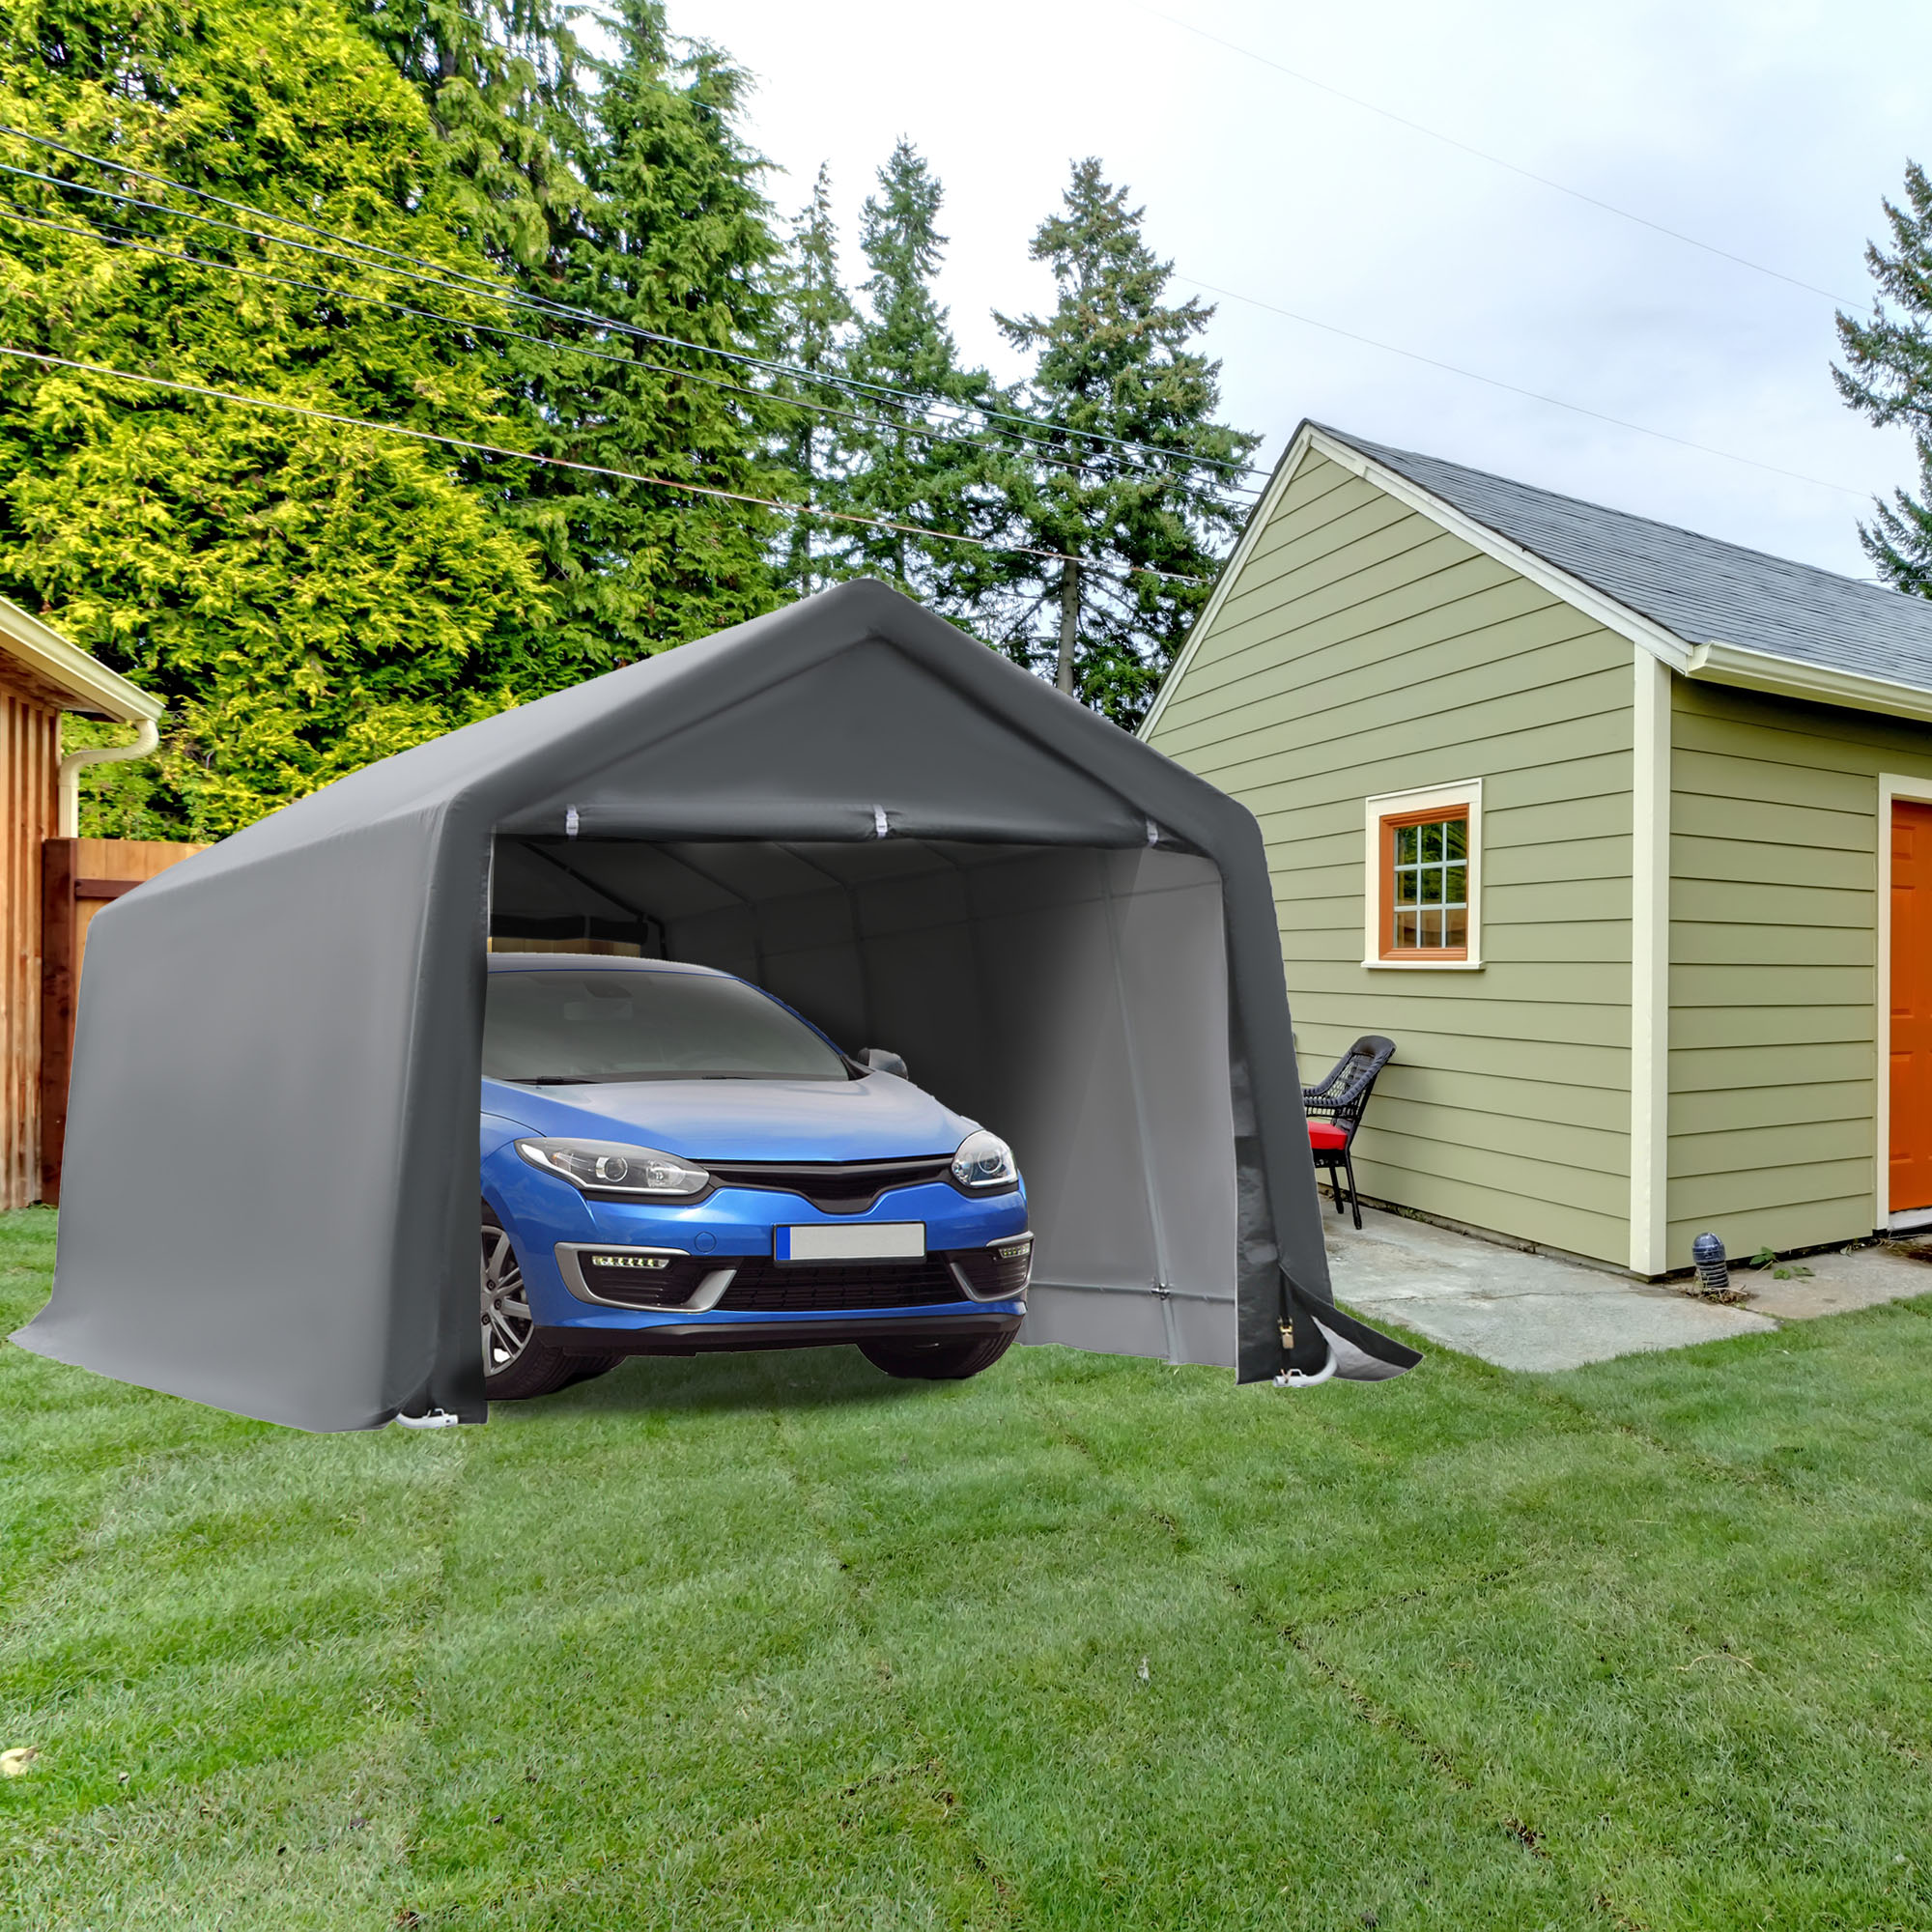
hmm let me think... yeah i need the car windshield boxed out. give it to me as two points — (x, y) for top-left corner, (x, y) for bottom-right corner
(483, 969), (850, 1083)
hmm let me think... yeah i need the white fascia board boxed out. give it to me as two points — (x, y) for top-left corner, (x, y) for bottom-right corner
(0, 596), (163, 722)
(1687, 639), (1932, 724)
(1137, 423), (1323, 741)
(1306, 430), (1696, 673)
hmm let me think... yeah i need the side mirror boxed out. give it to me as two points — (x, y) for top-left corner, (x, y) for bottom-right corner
(859, 1047), (908, 1079)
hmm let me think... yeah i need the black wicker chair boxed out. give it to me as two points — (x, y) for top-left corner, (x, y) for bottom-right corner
(1301, 1036), (1395, 1231)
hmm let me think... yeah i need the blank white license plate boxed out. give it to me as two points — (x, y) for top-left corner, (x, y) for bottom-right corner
(777, 1222), (925, 1263)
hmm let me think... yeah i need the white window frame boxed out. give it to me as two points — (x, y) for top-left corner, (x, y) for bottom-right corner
(1362, 780), (1484, 970)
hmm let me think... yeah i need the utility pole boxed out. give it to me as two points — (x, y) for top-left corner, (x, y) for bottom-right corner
(1056, 557), (1079, 694)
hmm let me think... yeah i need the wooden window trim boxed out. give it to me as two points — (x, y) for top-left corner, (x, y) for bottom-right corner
(1378, 807), (1470, 961)
(1362, 781), (1484, 970)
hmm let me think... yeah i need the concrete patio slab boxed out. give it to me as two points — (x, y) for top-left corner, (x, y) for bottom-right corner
(1324, 1203), (1776, 1372)
(1735, 1241), (1932, 1321)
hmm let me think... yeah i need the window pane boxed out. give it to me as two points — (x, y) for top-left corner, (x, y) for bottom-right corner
(1444, 817), (1467, 861)
(1445, 863), (1466, 906)
(1394, 867), (1419, 904)
(1419, 822), (1442, 863)
(1420, 907), (1441, 947)
(1418, 865), (1443, 906)
(1394, 909), (1419, 949)
(1444, 906), (1468, 948)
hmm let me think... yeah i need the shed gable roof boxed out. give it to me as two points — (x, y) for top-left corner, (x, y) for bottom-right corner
(1142, 421), (1932, 740)
(1323, 427), (1932, 693)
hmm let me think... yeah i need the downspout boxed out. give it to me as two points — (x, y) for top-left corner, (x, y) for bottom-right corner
(58, 717), (160, 838)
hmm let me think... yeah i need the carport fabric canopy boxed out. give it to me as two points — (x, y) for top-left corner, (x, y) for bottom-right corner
(16, 582), (1387, 1432)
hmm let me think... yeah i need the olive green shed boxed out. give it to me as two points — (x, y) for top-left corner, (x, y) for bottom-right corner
(1143, 422), (1932, 1276)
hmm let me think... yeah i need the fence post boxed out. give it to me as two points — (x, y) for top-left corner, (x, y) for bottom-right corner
(40, 837), (76, 1206)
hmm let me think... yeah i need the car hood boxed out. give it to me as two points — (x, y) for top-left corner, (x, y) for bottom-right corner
(480, 1071), (977, 1162)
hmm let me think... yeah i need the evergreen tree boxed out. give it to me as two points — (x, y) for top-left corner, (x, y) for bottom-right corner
(0, 0), (548, 837)
(836, 141), (1005, 611)
(355, 0), (586, 269)
(769, 162), (854, 599)
(497, 0), (783, 676)
(988, 159), (1259, 726)
(1836, 160), (1932, 594)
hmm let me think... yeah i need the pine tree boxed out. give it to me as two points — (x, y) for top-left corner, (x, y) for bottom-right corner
(1836, 160), (1932, 594)
(988, 159), (1260, 726)
(836, 141), (1004, 611)
(495, 0), (783, 678)
(0, 0), (548, 837)
(770, 162), (854, 599)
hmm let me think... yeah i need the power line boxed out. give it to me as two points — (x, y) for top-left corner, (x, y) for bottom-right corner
(1144, 7), (1873, 313)
(1174, 272), (1869, 498)
(0, 124), (1263, 483)
(0, 197), (1261, 502)
(0, 344), (1207, 585)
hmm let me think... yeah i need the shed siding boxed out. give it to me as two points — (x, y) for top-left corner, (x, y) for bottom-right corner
(1150, 451), (1635, 1264)
(1666, 680), (1932, 1264)
(0, 676), (57, 1209)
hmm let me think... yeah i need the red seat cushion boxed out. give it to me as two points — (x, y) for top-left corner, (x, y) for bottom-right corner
(1307, 1121), (1348, 1151)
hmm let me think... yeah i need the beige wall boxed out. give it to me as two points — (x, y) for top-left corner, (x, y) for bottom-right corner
(1665, 679), (1932, 1264)
(1148, 450), (1637, 1265)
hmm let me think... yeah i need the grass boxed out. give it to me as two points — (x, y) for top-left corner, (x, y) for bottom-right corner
(4, 1207), (1932, 1929)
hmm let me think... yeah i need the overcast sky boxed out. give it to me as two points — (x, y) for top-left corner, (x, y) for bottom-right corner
(669, 0), (1932, 581)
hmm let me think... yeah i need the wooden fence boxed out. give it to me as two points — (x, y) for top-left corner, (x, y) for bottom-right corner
(41, 838), (208, 1204)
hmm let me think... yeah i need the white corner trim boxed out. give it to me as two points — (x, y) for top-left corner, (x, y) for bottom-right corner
(1361, 778), (1482, 968)
(1629, 651), (1671, 1277)
(1874, 773), (1932, 1230)
(1138, 425), (1323, 741)
(0, 594), (162, 722)
(1689, 639), (1932, 724)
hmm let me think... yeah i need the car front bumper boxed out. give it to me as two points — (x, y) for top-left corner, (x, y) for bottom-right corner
(535, 1309), (1024, 1357)
(483, 1159), (1031, 1350)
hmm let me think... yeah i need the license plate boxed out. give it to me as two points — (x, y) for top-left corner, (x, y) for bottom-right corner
(777, 1222), (924, 1263)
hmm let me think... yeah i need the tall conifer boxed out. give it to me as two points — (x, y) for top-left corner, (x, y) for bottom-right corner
(1836, 161), (1932, 594)
(498, 0), (781, 677)
(989, 159), (1259, 726)
(837, 141), (1003, 612)
(770, 163), (854, 599)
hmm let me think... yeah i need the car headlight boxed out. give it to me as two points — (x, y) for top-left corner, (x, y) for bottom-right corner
(516, 1138), (711, 1197)
(952, 1129), (1017, 1189)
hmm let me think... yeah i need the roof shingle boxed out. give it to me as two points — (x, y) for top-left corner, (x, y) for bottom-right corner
(1322, 426), (1932, 695)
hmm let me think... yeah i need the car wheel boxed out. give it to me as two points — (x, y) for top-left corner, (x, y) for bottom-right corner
(480, 1205), (610, 1400)
(857, 1329), (1017, 1381)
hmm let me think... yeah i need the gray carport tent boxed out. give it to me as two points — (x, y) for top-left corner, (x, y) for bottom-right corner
(15, 582), (1415, 1431)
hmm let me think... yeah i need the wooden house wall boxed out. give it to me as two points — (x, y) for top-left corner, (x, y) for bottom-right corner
(1145, 449), (1637, 1266)
(0, 677), (59, 1209)
(1666, 679), (1932, 1264)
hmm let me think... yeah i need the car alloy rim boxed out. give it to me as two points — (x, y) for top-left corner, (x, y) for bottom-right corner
(480, 1224), (535, 1375)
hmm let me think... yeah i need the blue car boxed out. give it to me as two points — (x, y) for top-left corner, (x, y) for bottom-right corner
(478, 953), (1032, 1399)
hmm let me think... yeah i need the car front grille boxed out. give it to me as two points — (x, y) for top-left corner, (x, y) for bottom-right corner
(717, 1256), (967, 1312)
(703, 1155), (958, 1215)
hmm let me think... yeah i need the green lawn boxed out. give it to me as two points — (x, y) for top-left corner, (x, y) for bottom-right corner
(4, 1208), (1932, 1930)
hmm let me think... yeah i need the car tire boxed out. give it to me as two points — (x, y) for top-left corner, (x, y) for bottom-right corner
(857, 1329), (1017, 1381)
(480, 1204), (606, 1401)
